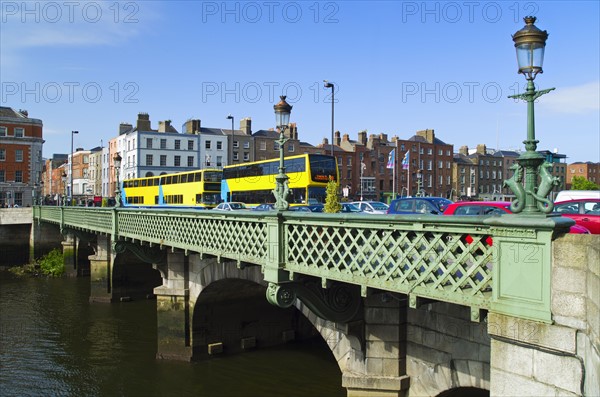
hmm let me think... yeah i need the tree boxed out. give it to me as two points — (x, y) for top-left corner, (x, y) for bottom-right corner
(324, 178), (341, 213)
(571, 176), (599, 190)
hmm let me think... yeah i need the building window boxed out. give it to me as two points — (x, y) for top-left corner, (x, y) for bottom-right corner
(216, 156), (222, 167)
(447, 175), (451, 184)
(288, 143), (294, 152)
(0, 127), (6, 136)
(15, 170), (23, 182)
(438, 161), (443, 169)
(427, 160), (432, 170)
(188, 140), (194, 150)
(205, 154), (211, 167)
(347, 157), (352, 166)
(439, 149), (443, 155)
(233, 152), (239, 161)
(216, 141), (222, 150)
(174, 156), (181, 167)
(233, 141), (239, 148)
(14, 128), (24, 137)
(243, 152), (250, 161)
(446, 150), (451, 156)
(160, 139), (167, 149)
(187, 156), (194, 167)
(243, 141), (250, 149)
(447, 161), (451, 169)
(274, 142), (280, 150)
(146, 154), (153, 166)
(15, 150), (23, 162)
(260, 141), (266, 151)
(0, 170), (4, 182)
(160, 155), (167, 166)
(0, 149), (5, 161)
(427, 148), (432, 155)
(420, 147), (424, 154)
(146, 138), (153, 148)
(175, 140), (181, 150)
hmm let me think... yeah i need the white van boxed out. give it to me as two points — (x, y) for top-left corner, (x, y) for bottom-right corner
(555, 190), (600, 202)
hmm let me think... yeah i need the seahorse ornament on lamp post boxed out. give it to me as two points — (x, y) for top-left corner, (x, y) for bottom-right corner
(504, 16), (559, 214)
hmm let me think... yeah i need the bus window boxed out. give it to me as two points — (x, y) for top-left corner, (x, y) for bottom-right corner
(195, 172), (202, 182)
(141, 180), (147, 187)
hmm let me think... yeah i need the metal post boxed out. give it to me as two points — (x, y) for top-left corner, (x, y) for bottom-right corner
(226, 114), (234, 166)
(70, 130), (78, 205)
(324, 81), (334, 157)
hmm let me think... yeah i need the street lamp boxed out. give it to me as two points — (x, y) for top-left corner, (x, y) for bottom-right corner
(416, 170), (423, 197)
(226, 114), (234, 166)
(273, 95), (292, 210)
(360, 156), (366, 201)
(323, 80), (334, 157)
(505, 16), (557, 214)
(70, 130), (78, 205)
(113, 153), (122, 207)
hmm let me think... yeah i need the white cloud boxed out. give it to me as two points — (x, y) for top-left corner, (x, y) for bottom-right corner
(540, 81), (600, 114)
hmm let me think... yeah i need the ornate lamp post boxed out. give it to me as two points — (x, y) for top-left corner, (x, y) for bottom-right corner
(505, 16), (558, 214)
(61, 172), (67, 206)
(323, 80), (334, 157)
(226, 114), (234, 166)
(273, 96), (292, 210)
(113, 153), (122, 207)
(70, 130), (78, 205)
(416, 170), (423, 197)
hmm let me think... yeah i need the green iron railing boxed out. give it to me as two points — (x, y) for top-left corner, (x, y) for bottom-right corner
(34, 206), (570, 323)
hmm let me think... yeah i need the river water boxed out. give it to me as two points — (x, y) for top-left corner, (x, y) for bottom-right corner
(0, 271), (345, 397)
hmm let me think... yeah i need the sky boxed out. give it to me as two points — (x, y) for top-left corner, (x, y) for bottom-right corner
(1, 1), (599, 162)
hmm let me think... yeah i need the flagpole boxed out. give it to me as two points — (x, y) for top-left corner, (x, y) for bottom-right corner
(407, 152), (410, 197)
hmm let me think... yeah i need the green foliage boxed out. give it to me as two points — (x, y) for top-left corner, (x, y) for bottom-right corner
(102, 198), (108, 207)
(571, 176), (599, 190)
(38, 249), (65, 277)
(324, 179), (341, 213)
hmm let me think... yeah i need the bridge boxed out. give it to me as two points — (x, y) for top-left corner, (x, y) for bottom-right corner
(31, 206), (598, 397)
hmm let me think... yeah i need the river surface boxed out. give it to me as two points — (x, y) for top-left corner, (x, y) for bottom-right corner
(0, 271), (345, 397)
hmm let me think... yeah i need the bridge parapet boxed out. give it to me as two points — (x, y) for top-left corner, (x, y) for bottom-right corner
(33, 206), (573, 323)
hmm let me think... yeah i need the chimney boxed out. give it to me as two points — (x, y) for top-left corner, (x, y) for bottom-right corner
(459, 145), (469, 156)
(416, 129), (435, 143)
(119, 122), (132, 135)
(136, 112), (151, 131)
(183, 119), (201, 134)
(158, 120), (172, 133)
(334, 130), (341, 146)
(285, 122), (297, 139)
(322, 137), (329, 146)
(476, 144), (487, 155)
(358, 130), (367, 145)
(19, 109), (28, 117)
(240, 117), (252, 135)
(379, 133), (388, 142)
(342, 133), (350, 142)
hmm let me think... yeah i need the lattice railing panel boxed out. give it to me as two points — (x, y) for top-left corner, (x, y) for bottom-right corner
(39, 207), (61, 224)
(62, 208), (113, 234)
(284, 219), (494, 308)
(116, 211), (268, 264)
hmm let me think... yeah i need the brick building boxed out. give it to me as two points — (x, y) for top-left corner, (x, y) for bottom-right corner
(0, 107), (44, 207)
(566, 162), (600, 189)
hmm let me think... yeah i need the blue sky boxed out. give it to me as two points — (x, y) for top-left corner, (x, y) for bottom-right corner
(1, 1), (599, 162)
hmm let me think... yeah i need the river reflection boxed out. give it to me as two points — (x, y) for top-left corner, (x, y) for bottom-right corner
(0, 271), (345, 397)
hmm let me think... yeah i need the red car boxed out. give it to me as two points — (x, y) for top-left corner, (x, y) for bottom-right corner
(553, 199), (600, 234)
(443, 201), (591, 234)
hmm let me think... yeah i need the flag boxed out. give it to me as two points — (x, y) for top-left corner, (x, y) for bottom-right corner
(386, 149), (395, 169)
(402, 151), (410, 170)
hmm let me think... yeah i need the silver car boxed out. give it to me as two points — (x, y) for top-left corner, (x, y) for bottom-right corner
(350, 201), (389, 214)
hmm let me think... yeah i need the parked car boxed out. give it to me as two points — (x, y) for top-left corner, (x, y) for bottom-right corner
(307, 204), (324, 213)
(553, 199), (600, 234)
(444, 201), (591, 234)
(555, 190), (600, 202)
(288, 205), (313, 212)
(252, 203), (275, 211)
(340, 203), (363, 213)
(214, 202), (248, 211)
(387, 197), (452, 215)
(350, 201), (389, 214)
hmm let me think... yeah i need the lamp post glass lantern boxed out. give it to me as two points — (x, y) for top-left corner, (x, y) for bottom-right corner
(61, 172), (67, 206)
(273, 95), (292, 210)
(505, 16), (557, 214)
(113, 153), (122, 207)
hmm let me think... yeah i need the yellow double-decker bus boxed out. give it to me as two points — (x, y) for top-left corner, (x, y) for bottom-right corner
(221, 154), (338, 205)
(122, 169), (222, 208)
